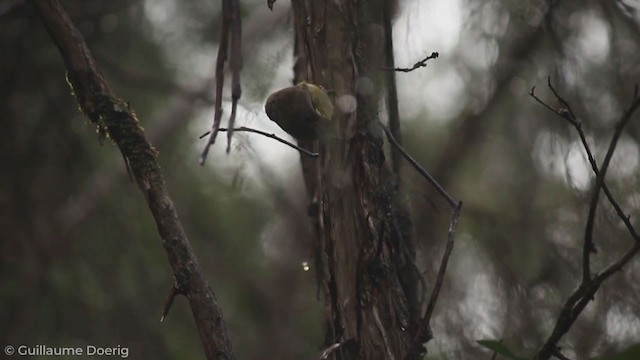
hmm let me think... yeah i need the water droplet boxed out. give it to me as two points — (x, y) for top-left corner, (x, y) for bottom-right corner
(301, 261), (310, 272)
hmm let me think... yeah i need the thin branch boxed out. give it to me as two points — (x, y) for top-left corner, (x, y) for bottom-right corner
(160, 284), (179, 323)
(530, 80), (640, 283)
(32, 1), (234, 358)
(583, 85), (640, 275)
(595, 240), (640, 281)
(56, 6), (288, 231)
(226, 0), (243, 153)
(423, 202), (462, 324)
(202, 0), (229, 155)
(199, 127), (318, 158)
(529, 80), (640, 360)
(378, 119), (463, 358)
(378, 120), (458, 208)
(409, 202), (463, 357)
(200, 0), (243, 164)
(382, 1), (403, 177)
(529, 86), (639, 242)
(532, 80), (596, 281)
(379, 52), (439, 73)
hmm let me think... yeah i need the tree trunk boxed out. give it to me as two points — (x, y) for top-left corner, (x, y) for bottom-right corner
(292, 1), (419, 359)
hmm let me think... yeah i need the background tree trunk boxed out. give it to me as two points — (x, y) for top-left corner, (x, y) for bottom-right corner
(292, 1), (419, 358)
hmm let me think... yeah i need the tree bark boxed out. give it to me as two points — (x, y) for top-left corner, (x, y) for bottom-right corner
(293, 1), (417, 358)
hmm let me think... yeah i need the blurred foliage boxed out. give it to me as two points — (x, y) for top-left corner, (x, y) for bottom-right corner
(1, 0), (639, 359)
(477, 339), (526, 359)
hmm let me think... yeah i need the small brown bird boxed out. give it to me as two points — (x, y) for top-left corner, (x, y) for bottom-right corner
(265, 82), (334, 141)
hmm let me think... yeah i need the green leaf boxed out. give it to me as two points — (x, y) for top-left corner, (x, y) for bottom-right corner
(591, 343), (640, 360)
(476, 340), (525, 360)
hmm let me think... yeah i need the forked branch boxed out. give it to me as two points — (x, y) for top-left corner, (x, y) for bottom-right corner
(529, 78), (640, 360)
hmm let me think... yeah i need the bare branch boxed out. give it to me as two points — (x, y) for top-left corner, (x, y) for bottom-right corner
(530, 80), (640, 360)
(32, 1), (234, 358)
(226, 0), (243, 153)
(583, 85), (640, 275)
(378, 120), (458, 208)
(409, 202), (463, 357)
(423, 202), (462, 324)
(376, 122), (463, 358)
(382, 2), (403, 177)
(200, 127), (319, 158)
(380, 52), (439, 73)
(529, 84), (639, 242)
(200, 0), (243, 164)
(202, 0), (229, 156)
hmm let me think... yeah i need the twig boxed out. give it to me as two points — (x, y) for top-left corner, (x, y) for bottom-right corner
(378, 121), (458, 208)
(226, 0), (242, 153)
(379, 52), (439, 73)
(382, 2), (403, 177)
(379, 119), (463, 358)
(201, 0), (229, 159)
(409, 202), (463, 356)
(583, 84), (640, 275)
(199, 127), (318, 158)
(424, 202), (462, 323)
(32, 1), (234, 358)
(530, 80), (640, 281)
(532, 78), (596, 281)
(56, 6), (287, 231)
(529, 80), (640, 360)
(200, 0), (243, 164)
(529, 82), (640, 239)
(160, 284), (179, 323)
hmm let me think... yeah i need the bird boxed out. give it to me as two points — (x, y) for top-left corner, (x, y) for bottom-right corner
(265, 81), (334, 141)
